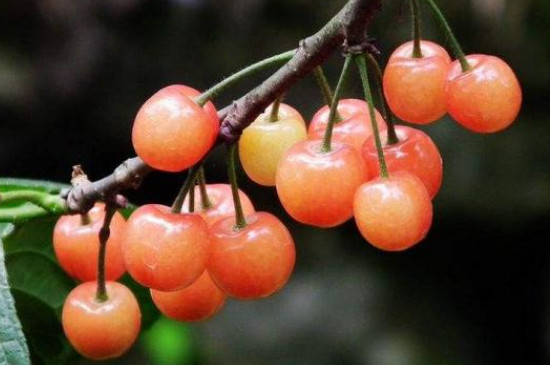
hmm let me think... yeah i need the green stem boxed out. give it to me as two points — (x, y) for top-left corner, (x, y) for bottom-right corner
(188, 180), (196, 213)
(313, 66), (343, 122)
(321, 56), (354, 153)
(0, 190), (66, 215)
(365, 53), (399, 145)
(171, 165), (201, 214)
(356, 54), (389, 179)
(410, 0), (423, 58)
(96, 203), (117, 302)
(424, 0), (470, 71)
(227, 144), (247, 230)
(197, 167), (212, 210)
(269, 94), (283, 123)
(194, 50), (296, 106)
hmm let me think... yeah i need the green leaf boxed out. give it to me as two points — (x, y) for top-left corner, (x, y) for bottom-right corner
(0, 178), (69, 194)
(0, 225), (32, 365)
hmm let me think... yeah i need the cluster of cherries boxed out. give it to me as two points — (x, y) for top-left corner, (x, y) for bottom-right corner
(54, 33), (521, 360)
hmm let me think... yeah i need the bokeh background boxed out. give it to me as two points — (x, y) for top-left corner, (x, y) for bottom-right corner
(1, 0), (550, 364)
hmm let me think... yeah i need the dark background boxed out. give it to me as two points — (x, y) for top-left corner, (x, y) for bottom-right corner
(2, 0), (550, 364)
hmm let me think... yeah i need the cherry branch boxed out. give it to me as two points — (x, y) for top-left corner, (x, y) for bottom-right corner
(61, 0), (381, 214)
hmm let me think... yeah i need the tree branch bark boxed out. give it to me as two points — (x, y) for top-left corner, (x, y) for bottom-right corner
(64, 0), (381, 214)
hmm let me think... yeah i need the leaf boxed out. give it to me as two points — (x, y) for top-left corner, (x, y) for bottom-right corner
(2, 217), (77, 365)
(0, 225), (32, 365)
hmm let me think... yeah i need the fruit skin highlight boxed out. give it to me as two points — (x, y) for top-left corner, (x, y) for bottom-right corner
(208, 212), (295, 300)
(62, 281), (141, 361)
(383, 40), (451, 124)
(53, 202), (127, 282)
(308, 99), (386, 152)
(362, 125), (443, 198)
(445, 54), (522, 133)
(276, 140), (366, 228)
(123, 204), (209, 291)
(353, 172), (433, 252)
(151, 270), (226, 322)
(239, 103), (307, 186)
(132, 84), (218, 172)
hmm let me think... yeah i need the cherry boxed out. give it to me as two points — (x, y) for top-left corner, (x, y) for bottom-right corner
(170, 85), (220, 144)
(208, 212), (295, 300)
(276, 140), (366, 228)
(53, 202), (126, 282)
(151, 270), (226, 322)
(132, 84), (218, 172)
(123, 204), (209, 291)
(308, 99), (386, 152)
(445, 54), (522, 133)
(182, 183), (255, 227)
(238, 102), (307, 186)
(383, 40), (451, 124)
(362, 125), (443, 198)
(62, 281), (141, 360)
(353, 172), (433, 252)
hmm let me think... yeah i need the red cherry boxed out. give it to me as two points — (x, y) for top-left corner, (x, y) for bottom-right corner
(168, 85), (220, 144)
(239, 103), (308, 186)
(53, 203), (126, 282)
(151, 270), (226, 322)
(362, 125), (443, 198)
(276, 140), (366, 228)
(208, 212), (295, 300)
(182, 183), (255, 227)
(123, 204), (209, 291)
(446, 54), (522, 133)
(383, 40), (451, 124)
(132, 85), (218, 172)
(353, 172), (433, 252)
(62, 281), (141, 360)
(308, 99), (386, 152)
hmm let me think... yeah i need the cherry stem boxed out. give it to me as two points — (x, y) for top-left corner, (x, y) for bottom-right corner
(410, 0), (423, 58)
(171, 165), (201, 214)
(194, 50), (296, 107)
(365, 53), (399, 145)
(197, 166), (212, 210)
(320, 55), (353, 153)
(268, 94), (283, 123)
(0, 190), (66, 221)
(80, 213), (91, 226)
(313, 66), (343, 122)
(424, 0), (470, 71)
(188, 179), (196, 213)
(356, 54), (389, 179)
(96, 202), (117, 302)
(227, 143), (247, 230)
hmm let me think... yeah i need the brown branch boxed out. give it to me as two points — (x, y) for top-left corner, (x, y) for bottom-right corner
(63, 0), (381, 214)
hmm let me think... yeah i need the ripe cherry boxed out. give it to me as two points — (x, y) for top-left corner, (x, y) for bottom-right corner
(151, 270), (226, 322)
(132, 84), (218, 172)
(123, 204), (209, 291)
(182, 183), (255, 227)
(239, 102), (307, 186)
(353, 172), (433, 252)
(171, 85), (220, 144)
(208, 212), (295, 300)
(62, 281), (141, 360)
(308, 99), (386, 152)
(53, 203), (126, 282)
(383, 40), (451, 124)
(276, 140), (366, 228)
(362, 125), (443, 198)
(446, 54), (522, 133)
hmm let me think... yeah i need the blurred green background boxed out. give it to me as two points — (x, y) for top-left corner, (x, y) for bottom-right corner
(1, 0), (550, 364)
